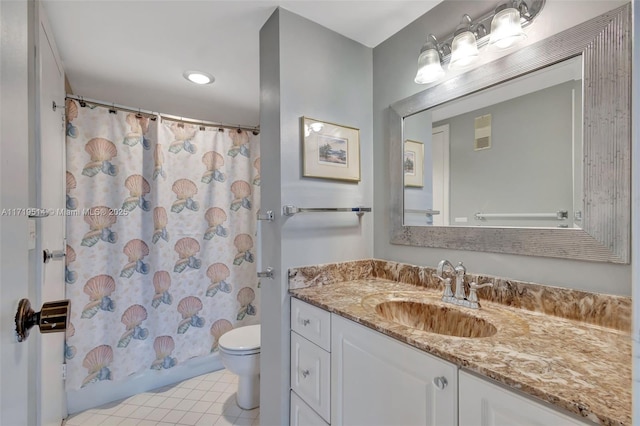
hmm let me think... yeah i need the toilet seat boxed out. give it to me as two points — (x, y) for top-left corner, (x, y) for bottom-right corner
(219, 324), (260, 355)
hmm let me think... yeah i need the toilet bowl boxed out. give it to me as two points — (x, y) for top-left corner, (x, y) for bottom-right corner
(218, 324), (260, 409)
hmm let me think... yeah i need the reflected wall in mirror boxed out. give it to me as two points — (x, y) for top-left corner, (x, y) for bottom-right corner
(389, 4), (630, 263)
(403, 57), (583, 229)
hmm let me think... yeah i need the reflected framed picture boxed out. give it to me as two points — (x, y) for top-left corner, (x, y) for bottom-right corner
(404, 139), (424, 187)
(301, 116), (360, 182)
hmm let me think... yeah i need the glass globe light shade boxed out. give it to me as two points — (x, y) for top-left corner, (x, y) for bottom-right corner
(449, 31), (479, 70)
(414, 48), (444, 84)
(489, 7), (526, 49)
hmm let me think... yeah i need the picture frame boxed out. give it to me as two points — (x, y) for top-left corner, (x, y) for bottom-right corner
(301, 116), (360, 182)
(404, 139), (424, 188)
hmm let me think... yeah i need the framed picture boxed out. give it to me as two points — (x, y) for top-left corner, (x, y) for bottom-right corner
(404, 139), (424, 187)
(301, 117), (360, 182)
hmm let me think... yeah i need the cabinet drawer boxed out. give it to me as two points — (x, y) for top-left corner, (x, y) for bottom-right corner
(291, 332), (331, 422)
(290, 391), (330, 426)
(291, 298), (331, 351)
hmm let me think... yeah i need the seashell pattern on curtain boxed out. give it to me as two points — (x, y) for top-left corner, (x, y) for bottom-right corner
(64, 101), (260, 391)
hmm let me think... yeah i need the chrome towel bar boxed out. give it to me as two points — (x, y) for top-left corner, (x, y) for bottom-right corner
(282, 205), (371, 217)
(475, 210), (568, 220)
(405, 209), (440, 216)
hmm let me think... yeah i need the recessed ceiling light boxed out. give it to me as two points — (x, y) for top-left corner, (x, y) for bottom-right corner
(183, 70), (214, 85)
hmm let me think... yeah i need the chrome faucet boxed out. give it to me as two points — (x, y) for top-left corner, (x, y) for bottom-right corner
(453, 261), (466, 300)
(436, 259), (455, 278)
(433, 260), (493, 309)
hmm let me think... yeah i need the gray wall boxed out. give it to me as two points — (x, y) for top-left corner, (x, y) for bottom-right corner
(372, 0), (631, 296)
(259, 8), (373, 425)
(436, 80), (579, 228)
(258, 10), (284, 426)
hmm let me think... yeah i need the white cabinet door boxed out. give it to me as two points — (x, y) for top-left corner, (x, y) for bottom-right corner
(459, 371), (588, 426)
(331, 315), (457, 426)
(291, 391), (330, 426)
(291, 332), (331, 422)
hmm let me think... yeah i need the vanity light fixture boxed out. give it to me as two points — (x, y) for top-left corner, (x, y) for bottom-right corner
(489, 2), (527, 48)
(183, 70), (215, 85)
(414, 34), (446, 84)
(414, 0), (545, 84)
(449, 15), (481, 70)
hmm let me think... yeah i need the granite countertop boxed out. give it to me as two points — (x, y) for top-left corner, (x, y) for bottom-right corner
(289, 277), (632, 425)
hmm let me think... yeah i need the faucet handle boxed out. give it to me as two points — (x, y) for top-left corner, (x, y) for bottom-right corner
(467, 281), (494, 303)
(432, 273), (447, 283)
(432, 274), (454, 298)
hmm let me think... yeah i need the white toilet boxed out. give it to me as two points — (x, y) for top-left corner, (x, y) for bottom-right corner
(218, 324), (261, 409)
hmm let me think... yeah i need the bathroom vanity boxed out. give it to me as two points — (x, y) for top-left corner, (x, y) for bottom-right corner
(288, 260), (631, 426)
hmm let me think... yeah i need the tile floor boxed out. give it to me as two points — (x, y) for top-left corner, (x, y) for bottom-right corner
(64, 370), (259, 426)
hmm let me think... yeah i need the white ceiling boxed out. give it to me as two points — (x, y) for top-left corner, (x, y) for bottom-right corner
(42, 0), (441, 126)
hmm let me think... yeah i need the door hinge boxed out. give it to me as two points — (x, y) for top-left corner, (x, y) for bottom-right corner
(61, 363), (67, 380)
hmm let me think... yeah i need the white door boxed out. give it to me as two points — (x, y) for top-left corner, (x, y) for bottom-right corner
(0, 0), (37, 424)
(36, 3), (67, 425)
(431, 125), (450, 226)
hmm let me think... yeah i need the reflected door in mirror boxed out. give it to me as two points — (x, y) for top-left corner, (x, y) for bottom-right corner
(404, 125), (449, 226)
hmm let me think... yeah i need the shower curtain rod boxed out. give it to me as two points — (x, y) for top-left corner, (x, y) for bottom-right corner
(65, 94), (260, 134)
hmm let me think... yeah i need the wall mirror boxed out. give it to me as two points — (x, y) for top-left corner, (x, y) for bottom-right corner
(389, 4), (630, 263)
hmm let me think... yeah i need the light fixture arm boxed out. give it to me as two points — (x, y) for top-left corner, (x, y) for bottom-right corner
(473, 23), (488, 39)
(420, 35), (438, 56)
(454, 14), (473, 36)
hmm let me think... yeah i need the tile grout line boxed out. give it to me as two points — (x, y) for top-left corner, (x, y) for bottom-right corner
(64, 370), (258, 426)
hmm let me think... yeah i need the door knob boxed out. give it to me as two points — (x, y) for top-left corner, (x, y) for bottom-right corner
(15, 298), (71, 342)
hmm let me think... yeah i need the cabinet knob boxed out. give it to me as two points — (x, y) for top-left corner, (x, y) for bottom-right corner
(433, 376), (448, 390)
(301, 318), (311, 326)
(301, 369), (310, 378)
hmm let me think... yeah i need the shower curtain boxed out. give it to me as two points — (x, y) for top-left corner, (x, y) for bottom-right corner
(63, 99), (260, 391)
